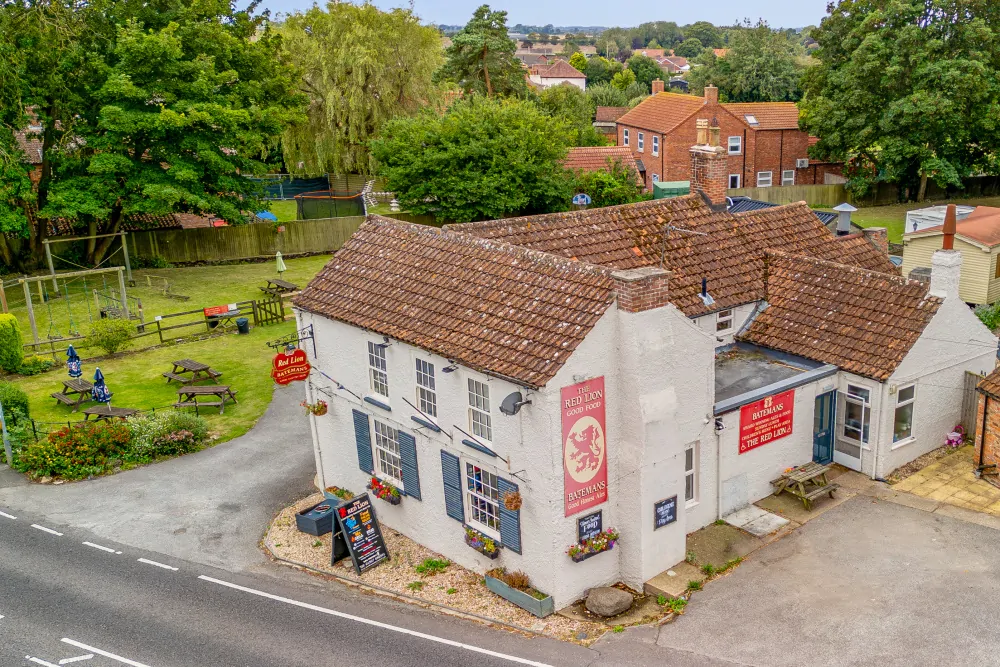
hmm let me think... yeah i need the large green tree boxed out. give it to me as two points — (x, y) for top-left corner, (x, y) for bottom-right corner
(435, 5), (525, 98)
(683, 21), (723, 49)
(583, 56), (623, 86)
(536, 84), (604, 147)
(279, 3), (443, 177)
(371, 97), (574, 222)
(0, 0), (301, 268)
(571, 160), (646, 208)
(674, 38), (705, 59)
(625, 54), (662, 92)
(801, 0), (1000, 200)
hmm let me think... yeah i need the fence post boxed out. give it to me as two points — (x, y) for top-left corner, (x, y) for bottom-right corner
(156, 318), (163, 345)
(31, 419), (37, 443)
(0, 402), (12, 467)
(22, 280), (39, 344)
(0, 281), (7, 314)
(118, 268), (129, 318)
(121, 231), (134, 285)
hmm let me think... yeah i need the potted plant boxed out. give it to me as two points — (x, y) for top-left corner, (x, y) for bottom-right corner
(502, 490), (522, 511)
(301, 400), (328, 416)
(323, 486), (355, 502)
(464, 526), (500, 559)
(484, 568), (555, 618)
(567, 528), (619, 563)
(368, 477), (402, 505)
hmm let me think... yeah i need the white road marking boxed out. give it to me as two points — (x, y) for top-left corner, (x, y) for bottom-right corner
(59, 655), (94, 664)
(30, 524), (63, 536)
(82, 542), (116, 554)
(198, 575), (554, 667)
(26, 656), (59, 667)
(0, 510), (16, 519)
(136, 558), (177, 571)
(61, 639), (150, 667)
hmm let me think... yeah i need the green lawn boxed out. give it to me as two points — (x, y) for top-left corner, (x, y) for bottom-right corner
(15, 321), (295, 444)
(816, 195), (1000, 243)
(267, 199), (299, 222)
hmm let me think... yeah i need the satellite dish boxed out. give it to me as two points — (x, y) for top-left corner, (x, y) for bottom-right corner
(500, 391), (532, 416)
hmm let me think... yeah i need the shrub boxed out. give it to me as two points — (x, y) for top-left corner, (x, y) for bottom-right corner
(126, 412), (209, 458)
(15, 421), (132, 479)
(87, 318), (135, 355)
(18, 355), (55, 376)
(0, 314), (24, 372)
(0, 381), (30, 422)
(415, 558), (450, 576)
(161, 411), (209, 443)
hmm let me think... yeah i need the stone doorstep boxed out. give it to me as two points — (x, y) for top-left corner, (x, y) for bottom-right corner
(723, 504), (790, 537)
(643, 561), (705, 599)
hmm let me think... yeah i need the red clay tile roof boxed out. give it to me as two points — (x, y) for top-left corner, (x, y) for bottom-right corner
(14, 128), (43, 164)
(713, 49), (729, 58)
(978, 367), (1000, 399)
(721, 102), (801, 130)
(738, 251), (942, 381)
(531, 59), (586, 79)
(449, 197), (898, 318)
(294, 216), (617, 388)
(42, 212), (219, 237)
(910, 206), (1000, 247)
(616, 92), (705, 134)
(634, 48), (667, 59)
(595, 107), (629, 123)
(563, 147), (643, 185)
(832, 233), (901, 273)
(662, 56), (688, 68)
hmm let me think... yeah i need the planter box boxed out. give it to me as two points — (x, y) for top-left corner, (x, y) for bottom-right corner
(570, 542), (615, 563)
(485, 576), (554, 618)
(464, 533), (500, 559)
(295, 500), (335, 536)
(368, 486), (401, 505)
(323, 487), (353, 503)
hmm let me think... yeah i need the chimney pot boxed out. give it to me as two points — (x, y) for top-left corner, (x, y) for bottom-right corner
(704, 85), (719, 105)
(695, 118), (708, 146)
(943, 203), (957, 250)
(833, 202), (857, 237)
(709, 122), (721, 148)
(651, 78), (665, 95)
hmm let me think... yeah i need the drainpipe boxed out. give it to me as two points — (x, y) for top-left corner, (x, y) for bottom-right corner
(980, 393), (989, 468)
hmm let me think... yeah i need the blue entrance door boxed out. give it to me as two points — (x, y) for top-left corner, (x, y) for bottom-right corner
(813, 391), (836, 464)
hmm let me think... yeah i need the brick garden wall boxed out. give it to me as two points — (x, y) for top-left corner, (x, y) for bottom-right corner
(974, 392), (1000, 486)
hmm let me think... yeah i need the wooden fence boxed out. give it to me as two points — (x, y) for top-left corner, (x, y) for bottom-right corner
(128, 216), (365, 264)
(728, 184), (848, 208)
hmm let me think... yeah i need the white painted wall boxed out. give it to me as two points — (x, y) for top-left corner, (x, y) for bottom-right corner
(692, 302), (758, 347)
(529, 74), (586, 90)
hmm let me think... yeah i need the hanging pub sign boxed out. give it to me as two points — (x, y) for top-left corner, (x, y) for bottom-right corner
(333, 493), (390, 575)
(562, 376), (608, 517)
(653, 496), (677, 530)
(739, 389), (795, 454)
(271, 347), (311, 385)
(577, 510), (603, 543)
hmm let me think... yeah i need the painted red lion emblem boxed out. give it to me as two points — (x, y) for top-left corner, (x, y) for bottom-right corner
(568, 424), (603, 475)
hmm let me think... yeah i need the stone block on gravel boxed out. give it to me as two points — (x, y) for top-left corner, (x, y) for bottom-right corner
(585, 587), (633, 617)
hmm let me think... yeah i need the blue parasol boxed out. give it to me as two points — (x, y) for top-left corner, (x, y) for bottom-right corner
(92, 367), (112, 405)
(66, 345), (82, 379)
(256, 211), (278, 222)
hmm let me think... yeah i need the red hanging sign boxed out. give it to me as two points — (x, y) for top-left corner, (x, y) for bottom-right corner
(271, 348), (311, 385)
(739, 389), (795, 454)
(562, 376), (608, 517)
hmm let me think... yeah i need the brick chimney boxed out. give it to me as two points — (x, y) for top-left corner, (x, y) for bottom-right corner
(652, 78), (665, 94)
(929, 249), (962, 300)
(704, 85), (719, 105)
(613, 267), (671, 313)
(862, 227), (889, 256)
(690, 119), (728, 209)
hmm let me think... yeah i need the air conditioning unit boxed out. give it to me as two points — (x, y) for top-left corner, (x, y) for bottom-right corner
(796, 158), (810, 169)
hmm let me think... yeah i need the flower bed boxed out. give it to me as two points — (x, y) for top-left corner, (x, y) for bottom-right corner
(485, 568), (554, 618)
(323, 486), (355, 502)
(568, 528), (619, 563)
(368, 477), (401, 505)
(464, 526), (500, 559)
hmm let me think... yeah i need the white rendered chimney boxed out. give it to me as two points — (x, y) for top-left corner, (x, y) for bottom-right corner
(929, 249), (962, 300)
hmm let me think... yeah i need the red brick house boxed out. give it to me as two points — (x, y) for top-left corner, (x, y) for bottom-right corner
(562, 146), (645, 186)
(615, 84), (842, 191)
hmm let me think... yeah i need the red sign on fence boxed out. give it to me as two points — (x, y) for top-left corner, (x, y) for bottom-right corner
(739, 389), (795, 454)
(562, 377), (608, 517)
(271, 348), (311, 385)
(204, 304), (237, 317)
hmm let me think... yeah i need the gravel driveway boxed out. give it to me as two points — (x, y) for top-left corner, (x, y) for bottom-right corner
(0, 384), (314, 574)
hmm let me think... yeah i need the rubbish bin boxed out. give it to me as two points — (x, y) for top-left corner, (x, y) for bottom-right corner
(236, 317), (250, 335)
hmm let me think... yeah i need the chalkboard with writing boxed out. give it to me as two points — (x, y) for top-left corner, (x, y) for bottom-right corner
(334, 493), (390, 575)
(653, 496), (677, 530)
(577, 510), (603, 543)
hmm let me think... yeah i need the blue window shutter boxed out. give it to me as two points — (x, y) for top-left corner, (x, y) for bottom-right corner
(398, 431), (421, 500)
(497, 477), (522, 554)
(440, 450), (463, 522)
(352, 409), (373, 474)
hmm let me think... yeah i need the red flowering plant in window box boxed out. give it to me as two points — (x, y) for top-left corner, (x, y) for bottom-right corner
(567, 528), (619, 563)
(367, 476), (402, 505)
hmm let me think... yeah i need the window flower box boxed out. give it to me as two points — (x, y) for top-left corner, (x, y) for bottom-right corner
(485, 575), (555, 618)
(295, 500), (336, 536)
(368, 477), (402, 505)
(567, 528), (619, 563)
(323, 486), (355, 503)
(464, 527), (500, 559)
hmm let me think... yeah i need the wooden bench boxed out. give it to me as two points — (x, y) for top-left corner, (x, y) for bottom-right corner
(801, 483), (840, 511)
(51, 392), (80, 406)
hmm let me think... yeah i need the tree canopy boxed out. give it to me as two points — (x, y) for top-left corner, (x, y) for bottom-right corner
(435, 4), (525, 98)
(569, 51), (588, 72)
(625, 54), (663, 92)
(278, 2), (443, 177)
(536, 84), (604, 147)
(583, 57), (623, 85)
(371, 97), (574, 222)
(800, 0), (1000, 199)
(571, 159), (646, 208)
(674, 38), (705, 59)
(683, 21), (723, 49)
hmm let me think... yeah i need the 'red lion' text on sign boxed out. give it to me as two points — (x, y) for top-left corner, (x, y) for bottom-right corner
(739, 389), (795, 454)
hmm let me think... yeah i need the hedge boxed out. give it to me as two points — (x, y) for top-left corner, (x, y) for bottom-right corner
(0, 314), (24, 373)
(0, 381), (29, 422)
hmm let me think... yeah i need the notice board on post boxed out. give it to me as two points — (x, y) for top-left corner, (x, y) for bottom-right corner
(333, 493), (390, 575)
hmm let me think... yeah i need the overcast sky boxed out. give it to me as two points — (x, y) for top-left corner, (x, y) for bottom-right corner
(263, 0), (833, 29)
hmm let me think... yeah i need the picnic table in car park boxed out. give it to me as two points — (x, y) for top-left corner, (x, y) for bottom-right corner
(83, 405), (140, 421)
(163, 359), (223, 385)
(771, 461), (840, 511)
(50, 378), (94, 412)
(174, 385), (238, 415)
(260, 278), (299, 297)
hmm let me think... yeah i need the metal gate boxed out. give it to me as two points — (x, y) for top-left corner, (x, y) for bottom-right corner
(253, 297), (285, 326)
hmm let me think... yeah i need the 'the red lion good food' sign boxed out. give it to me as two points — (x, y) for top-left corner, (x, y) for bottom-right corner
(562, 377), (608, 517)
(271, 348), (311, 385)
(739, 389), (795, 454)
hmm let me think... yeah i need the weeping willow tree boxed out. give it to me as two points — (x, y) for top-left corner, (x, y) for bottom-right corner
(278, 3), (445, 177)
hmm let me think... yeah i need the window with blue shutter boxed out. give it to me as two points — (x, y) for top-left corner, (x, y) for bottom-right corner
(352, 409), (374, 474)
(440, 450), (464, 522)
(398, 431), (421, 500)
(497, 477), (522, 554)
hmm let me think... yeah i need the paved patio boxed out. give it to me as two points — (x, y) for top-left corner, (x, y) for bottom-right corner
(892, 445), (1000, 514)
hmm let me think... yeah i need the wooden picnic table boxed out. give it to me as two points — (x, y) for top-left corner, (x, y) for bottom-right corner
(771, 461), (840, 511)
(260, 278), (299, 297)
(205, 309), (243, 330)
(174, 385), (238, 415)
(83, 405), (140, 421)
(163, 359), (223, 385)
(50, 378), (94, 412)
